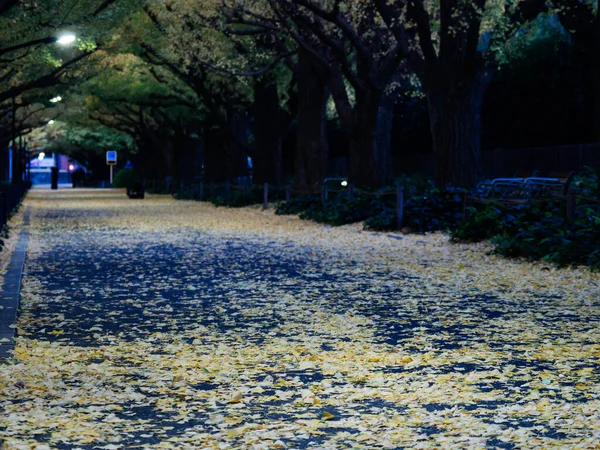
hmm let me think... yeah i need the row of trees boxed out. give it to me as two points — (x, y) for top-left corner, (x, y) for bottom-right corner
(0, 0), (131, 182)
(2, 1), (599, 191)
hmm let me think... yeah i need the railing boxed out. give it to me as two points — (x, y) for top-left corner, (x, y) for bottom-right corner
(148, 175), (598, 229)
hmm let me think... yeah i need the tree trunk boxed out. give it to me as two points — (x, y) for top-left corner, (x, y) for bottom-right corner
(349, 88), (394, 187)
(595, 7), (600, 199)
(225, 106), (249, 183)
(295, 49), (329, 193)
(329, 66), (394, 188)
(253, 78), (285, 185)
(374, 91), (396, 186)
(0, 138), (8, 181)
(427, 78), (486, 188)
(142, 127), (175, 181)
(203, 126), (227, 183)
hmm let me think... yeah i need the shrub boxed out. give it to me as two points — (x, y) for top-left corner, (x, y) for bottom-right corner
(299, 198), (375, 226)
(113, 169), (138, 188)
(453, 194), (600, 269)
(276, 195), (321, 216)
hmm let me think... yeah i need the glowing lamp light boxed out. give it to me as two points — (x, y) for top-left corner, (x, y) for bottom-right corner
(49, 96), (62, 103)
(68, 164), (75, 171)
(341, 180), (348, 187)
(38, 152), (46, 160)
(57, 34), (76, 45)
(47, 119), (55, 125)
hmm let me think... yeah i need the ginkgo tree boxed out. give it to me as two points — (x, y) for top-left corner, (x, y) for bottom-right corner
(76, 51), (203, 183)
(0, 0), (131, 182)
(371, 0), (548, 187)
(556, 0), (600, 198)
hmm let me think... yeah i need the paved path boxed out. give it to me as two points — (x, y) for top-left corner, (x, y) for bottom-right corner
(1, 189), (599, 449)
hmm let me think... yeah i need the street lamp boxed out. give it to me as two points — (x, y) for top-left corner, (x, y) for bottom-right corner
(57, 33), (76, 46)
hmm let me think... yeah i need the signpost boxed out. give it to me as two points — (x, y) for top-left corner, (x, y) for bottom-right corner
(106, 151), (117, 184)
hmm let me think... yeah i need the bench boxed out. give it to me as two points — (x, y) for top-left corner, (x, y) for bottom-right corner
(476, 171), (575, 200)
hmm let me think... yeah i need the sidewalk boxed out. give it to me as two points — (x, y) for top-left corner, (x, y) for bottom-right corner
(0, 190), (599, 449)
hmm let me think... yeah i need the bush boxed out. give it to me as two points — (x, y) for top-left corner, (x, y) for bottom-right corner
(452, 196), (600, 269)
(276, 184), (464, 231)
(299, 198), (376, 226)
(363, 208), (396, 231)
(276, 195), (321, 216)
(364, 188), (464, 233)
(113, 169), (137, 188)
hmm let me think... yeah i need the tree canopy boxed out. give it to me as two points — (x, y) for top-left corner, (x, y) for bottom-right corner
(1, 0), (597, 189)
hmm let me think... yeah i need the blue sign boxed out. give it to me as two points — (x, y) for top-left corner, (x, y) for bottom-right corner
(106, 151), (117, 165)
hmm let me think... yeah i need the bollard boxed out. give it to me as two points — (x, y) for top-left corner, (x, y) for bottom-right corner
(322, 185), (327, 203)
(210, 183), (215, 200)
(199, 182), (204, 201)
(286, 185), (292, 203)
(566, 190), (575, 220)
(226, 180), (231, 205)
(263, 183), (269, 210)
(396, 185), (404, 231)
(348, 184), (354, 202)
(463, 191), (469, 221)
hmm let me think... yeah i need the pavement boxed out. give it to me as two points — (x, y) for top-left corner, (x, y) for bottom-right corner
(0, 189), (599, 449)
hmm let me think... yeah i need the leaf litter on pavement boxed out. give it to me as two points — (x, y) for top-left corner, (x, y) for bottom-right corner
(0, 189), (599, 449)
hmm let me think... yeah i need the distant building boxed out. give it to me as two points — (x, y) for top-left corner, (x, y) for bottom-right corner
(28, 153), (72, 185)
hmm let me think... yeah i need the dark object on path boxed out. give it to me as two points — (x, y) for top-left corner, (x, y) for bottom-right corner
(71, 168), (86, 188)
(51, 167), (58, 190)
(127, 181), (145, 199)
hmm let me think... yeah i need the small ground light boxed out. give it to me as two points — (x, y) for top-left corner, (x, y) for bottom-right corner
(341, 181), (348, 187)
(48, 120), (55, 125)
(69, 164), (75, 171)
(49, 96), (62, 103)
(57, 34), (76, 45)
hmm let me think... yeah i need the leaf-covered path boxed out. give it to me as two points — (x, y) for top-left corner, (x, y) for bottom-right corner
(1, 189), (600, 449)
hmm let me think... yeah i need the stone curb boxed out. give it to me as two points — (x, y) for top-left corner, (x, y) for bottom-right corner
(0, 208), (30, 361)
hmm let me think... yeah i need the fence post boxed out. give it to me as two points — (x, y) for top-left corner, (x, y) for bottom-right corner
(225, 180), (231, 205)
(210, 183), (215, 200)
(348, 184), (354, 202)
(566, 190), (575, 221)
(396, 184), (404, 231)
(199, 182), (204, 201)
(322, 184), (327, 203)
(263, 183), (269, 210)
(286, 185), (291, 203)
(463, 191), (469, 221)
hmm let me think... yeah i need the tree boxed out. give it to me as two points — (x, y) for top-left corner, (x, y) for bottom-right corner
(0, 0), (130, 182)
(372, 0), (547, 187)
(556, 0), (600, 198)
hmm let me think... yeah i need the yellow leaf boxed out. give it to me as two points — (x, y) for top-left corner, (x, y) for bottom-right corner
(321, 411), (335, 420)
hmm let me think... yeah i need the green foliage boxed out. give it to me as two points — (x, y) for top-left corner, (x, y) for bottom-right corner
(298, 198), (375, 226)
(44, 123), (135, 157)
(276, 180), (464, 232)
(452, 189), (600, 270)
(362, 208), (396, 231)
(276, 195), (322, 216)
(113, 169), (138, 188)
(172, 183), (286, 207)
(451, 205), (509, 242)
